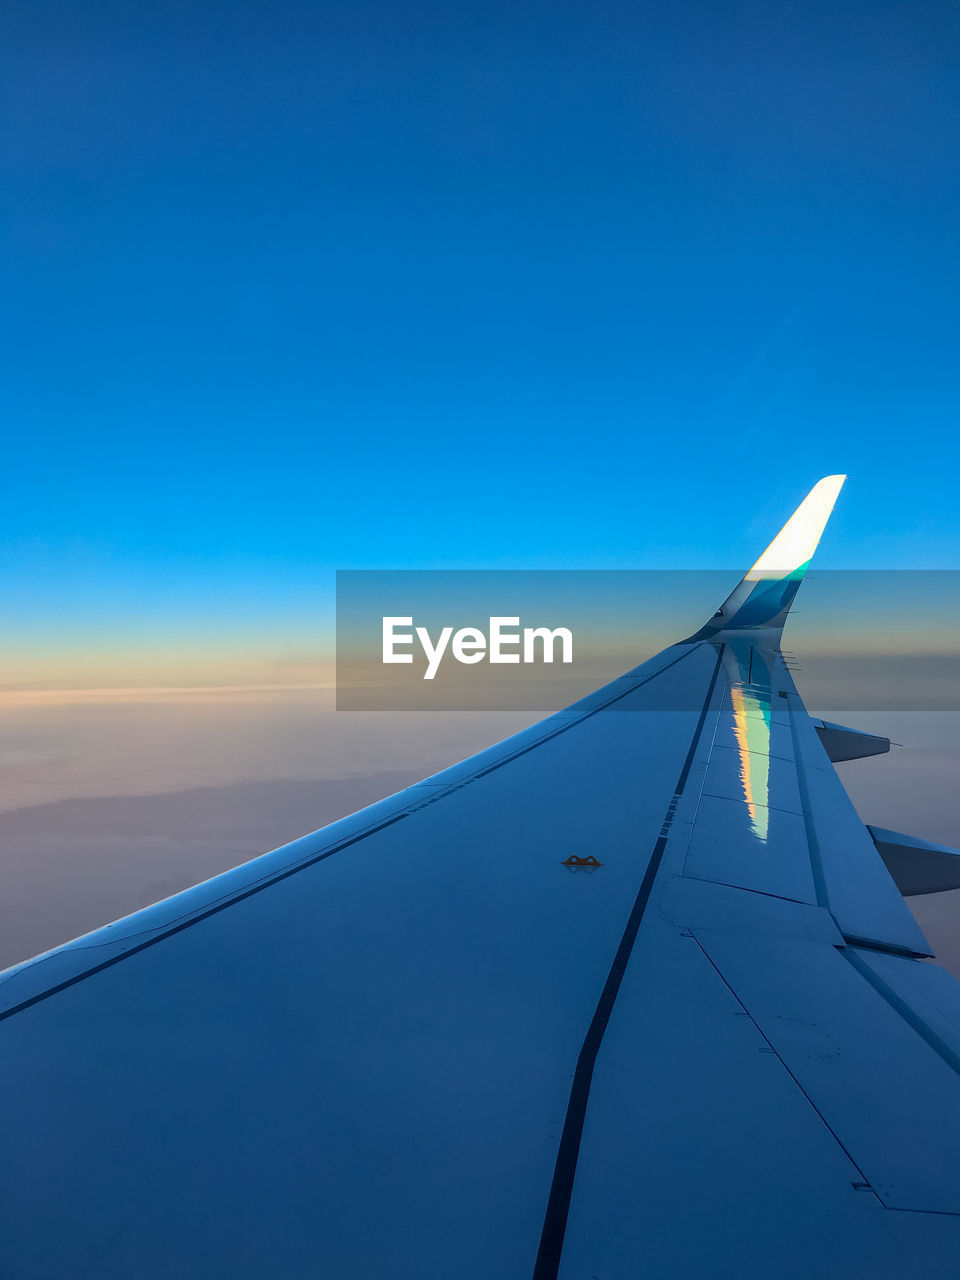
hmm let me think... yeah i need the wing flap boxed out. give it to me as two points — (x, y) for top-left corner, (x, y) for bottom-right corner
(553, 883), (960, 1280)
(694, 927), (960, 1214)
(786, 684), (932, 954)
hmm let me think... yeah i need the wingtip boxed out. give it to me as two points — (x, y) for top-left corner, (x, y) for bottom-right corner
(748, 474), (845, 577)
(805, 474), (846, 504)
(683, 474), (848, 641)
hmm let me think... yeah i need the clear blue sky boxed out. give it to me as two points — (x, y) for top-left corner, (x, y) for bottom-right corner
(2, 0), (959, 665)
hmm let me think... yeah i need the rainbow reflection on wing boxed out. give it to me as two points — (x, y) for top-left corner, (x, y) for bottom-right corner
(724, 642), (774, 842)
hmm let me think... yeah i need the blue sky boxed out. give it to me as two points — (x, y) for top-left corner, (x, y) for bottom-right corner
(3, 0), (959, 678)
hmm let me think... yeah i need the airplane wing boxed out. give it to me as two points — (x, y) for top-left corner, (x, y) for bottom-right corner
(4, 476), (960, 1279)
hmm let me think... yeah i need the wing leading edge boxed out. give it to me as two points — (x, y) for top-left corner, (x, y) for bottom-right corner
(2, 477), (960, 1280)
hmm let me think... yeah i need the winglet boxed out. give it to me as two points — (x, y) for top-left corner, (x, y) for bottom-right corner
(686, 475), (846, 641)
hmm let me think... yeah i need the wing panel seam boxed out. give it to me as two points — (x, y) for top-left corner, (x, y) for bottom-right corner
(531, 643), (725, 1280)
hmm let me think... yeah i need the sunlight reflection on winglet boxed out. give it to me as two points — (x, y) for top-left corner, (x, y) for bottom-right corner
(747, 474), (846, 579)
